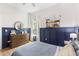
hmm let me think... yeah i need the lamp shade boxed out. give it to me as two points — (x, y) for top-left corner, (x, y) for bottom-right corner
(70, 33), (77, 39)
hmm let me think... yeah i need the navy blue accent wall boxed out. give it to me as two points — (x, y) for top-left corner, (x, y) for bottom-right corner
(40, 27), (76, 46)
(49, 28), (57, 45)
(64, 27), (75, 41)
(56, 28), (65, 46)
(2, 27), (31, 49)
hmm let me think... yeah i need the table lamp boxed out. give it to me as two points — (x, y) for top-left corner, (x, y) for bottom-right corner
(70, 33), (77, 40)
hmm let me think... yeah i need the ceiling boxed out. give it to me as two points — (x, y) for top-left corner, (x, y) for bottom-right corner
(7, 3), (57, 13)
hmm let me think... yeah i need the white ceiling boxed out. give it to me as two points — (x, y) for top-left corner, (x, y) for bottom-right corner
(7, 3), (57, 13)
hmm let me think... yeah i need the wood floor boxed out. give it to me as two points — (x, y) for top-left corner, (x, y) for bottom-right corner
(55, 44), (76, 56)
(0, 41), (32, 56)
(0, 47), (15, 56)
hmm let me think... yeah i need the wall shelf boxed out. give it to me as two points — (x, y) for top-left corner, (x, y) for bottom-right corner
(46, 19), (60, 28)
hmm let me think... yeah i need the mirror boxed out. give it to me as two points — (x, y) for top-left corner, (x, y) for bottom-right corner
(14, 21), (23, 30)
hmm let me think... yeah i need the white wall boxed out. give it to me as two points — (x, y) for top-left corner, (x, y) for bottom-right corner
(75, 4), (79, 26)
(0, 4), (29, 28)
(31, 3), (79, 27)
(0, 16), (1, 49)
(30, 3), (79, 41)
(0, 4), (30, 49)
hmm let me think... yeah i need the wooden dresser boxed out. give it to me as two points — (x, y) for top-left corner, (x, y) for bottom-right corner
(9, 34), (29, 48)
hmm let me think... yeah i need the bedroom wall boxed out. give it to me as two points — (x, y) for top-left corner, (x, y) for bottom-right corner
(0, 11), (2, 49)
(0, 4), (30, 28)
(75, 4), (79, 26)
(30, 3), (79, 41)
(0, 4), (31, 49)
(31, 3), (78, 28)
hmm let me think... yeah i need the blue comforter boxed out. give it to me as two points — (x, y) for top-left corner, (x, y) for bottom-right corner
(12, 42), (57, 56)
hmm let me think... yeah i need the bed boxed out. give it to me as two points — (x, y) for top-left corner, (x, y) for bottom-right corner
(12, 41), (58, 56)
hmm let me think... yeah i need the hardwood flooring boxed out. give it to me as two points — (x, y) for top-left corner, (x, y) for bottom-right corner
(55, 44), (76, 56)
(0, 41), (32, 56)
(0, 47), (15, 56)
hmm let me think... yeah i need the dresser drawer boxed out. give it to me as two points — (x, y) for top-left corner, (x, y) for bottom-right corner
(9, 34), (29, 48)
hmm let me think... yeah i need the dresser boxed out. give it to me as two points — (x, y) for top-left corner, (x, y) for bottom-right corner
(9, 34), (29, 48)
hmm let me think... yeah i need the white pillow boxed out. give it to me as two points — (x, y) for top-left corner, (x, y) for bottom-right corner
(64, 41), (70, 45)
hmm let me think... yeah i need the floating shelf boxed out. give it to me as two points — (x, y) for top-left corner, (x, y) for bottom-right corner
(46, 19), (60, 28)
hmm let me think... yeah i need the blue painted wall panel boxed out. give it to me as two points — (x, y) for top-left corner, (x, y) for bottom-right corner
(49, 28), (57, 45)
(64, 27), (75, 41)
(40, 27), (76, 46)
(56, 28), (65, 46)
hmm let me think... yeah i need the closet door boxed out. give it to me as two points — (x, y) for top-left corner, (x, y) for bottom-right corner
(49, 28), (57, 45)
(56, 28), (65, 46)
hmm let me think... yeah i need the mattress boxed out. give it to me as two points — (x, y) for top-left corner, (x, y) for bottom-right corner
(12, 42), (57, 56)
